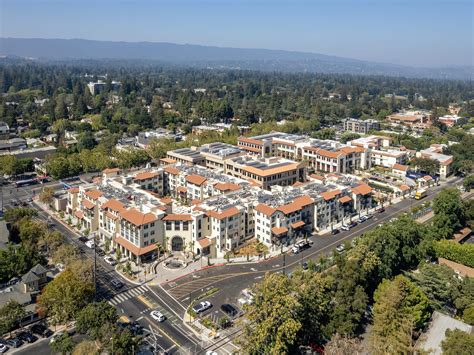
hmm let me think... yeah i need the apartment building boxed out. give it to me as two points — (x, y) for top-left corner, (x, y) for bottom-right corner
(418, 145), (453, 180)
(162, 163), (248, 202)
(386, 111), (432, 130)
(87, 80), (121, 95)
(370, 149), (408, 168)
(238, 132), (370, 174)
(343, 118), (381, 134)
(224, 156), (306, 190)
(438, 115), (461, 127)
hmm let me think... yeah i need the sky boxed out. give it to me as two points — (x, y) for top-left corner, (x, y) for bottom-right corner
(0, 0), (472, 67)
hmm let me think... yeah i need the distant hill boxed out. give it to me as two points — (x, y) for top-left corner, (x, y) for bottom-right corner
(0, 37), (471, 80)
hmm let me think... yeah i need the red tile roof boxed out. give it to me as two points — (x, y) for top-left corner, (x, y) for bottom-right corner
(103, 168), (120, 174)
(164, 166), (180, 175)
(271, 226), (288, 235)
(351, 184), (372, 196)
(162, 214), (192, 221)
(82, 199), (96, 210)
(177, 186), (188, 193)
(160, 158), (177, 164)
(213, 182), (241, 192)
(198, 238), (212, 248)
(392, 163), (409, 171)
(114, 236), (157, 256)
(291, 221), (305, 229)
(238, 136), (263, 145)
(277, 202), (301, 215)
(120, 209), (157, 226)
(185, 174), (207, 186)
(74, 210), (84, 219)
(134, 171), (160, 181)
(255, 203), (276, 216)
(68, 187), (79, 194)
(338, 196), (352, 204)
(100, 199), (125, 212)
(84, 189), (103, 200)
(320, 189), (341, 201)
(207, 207), (240, 220)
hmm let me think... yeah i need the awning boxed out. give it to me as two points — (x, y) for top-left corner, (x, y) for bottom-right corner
(82, 199), (95, 210)
(291, 221), (305, 229)
(198, 238), (212, 248)
(272, 226), (288, 235)
(177, 186), (187, 193)
(74, 210), (84, 219)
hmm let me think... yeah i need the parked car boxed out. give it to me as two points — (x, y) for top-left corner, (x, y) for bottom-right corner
(341, 225), (350, 231)
(55, 263), (65, 272)
(96, 248), (105, 257)
(49, 332), (64, 344)
(110, 279), (123, 289)
(302, 261), (309, 270)
(331, 229), (340, 235)
(0, 343), (8, 353)
(6, 337), (23, 348)
(378, 207), (385, 213)
(336, 244), (345, 253)
(104, 256), (117, 266)
(192, 301), (212, 314)
(349, 221), (358, 228)
(85, 240), (95, 249)
(150, 310), (166, 322)
(78, 236), (88, 243)
(30, 323), (53, 338)
(221, 303), (238, 318)
(18, 331), (37, 343)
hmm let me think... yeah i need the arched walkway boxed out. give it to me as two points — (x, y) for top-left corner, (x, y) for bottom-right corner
(171, 236), (184, 251)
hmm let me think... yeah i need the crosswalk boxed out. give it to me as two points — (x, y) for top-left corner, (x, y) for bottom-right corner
(108, 285), (149, 306)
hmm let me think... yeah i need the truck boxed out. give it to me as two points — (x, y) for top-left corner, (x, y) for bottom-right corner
(414, 189), (427, 200)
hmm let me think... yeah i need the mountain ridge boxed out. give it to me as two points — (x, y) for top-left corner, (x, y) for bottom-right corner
(0, 37), (471, 80)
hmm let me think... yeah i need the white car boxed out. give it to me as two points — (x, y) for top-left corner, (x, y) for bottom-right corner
(150, 310), (166, 322)
(49, 331), (64, 344)
(85, 240), (95, 249)
(336, 244), (345, 253)
(104, 256), (117, 266)
(0, 343), (8, 353)
(205, 352), (218, 355)
(341, 225), (350, 231)
(192, 301), (212, 314)
(55, 263), (65, 272)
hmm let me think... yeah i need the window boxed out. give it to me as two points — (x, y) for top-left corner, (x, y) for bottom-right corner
(150, 222), (155, 227)
(183, 221), (189, 231)
(144, 233), (149, 238)
(150, 238), (155, 243)
(151, 230), (155, 235)
(166, 221), (172, 231)
(144, 224), (149, 229)
(175, 221), (181, 231)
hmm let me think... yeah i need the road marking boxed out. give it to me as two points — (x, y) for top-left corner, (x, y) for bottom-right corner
(166, 345), (176, 352)
(147, 318), (180, 347)
(137, 295), (156, 309)
(136, 316), (143, 321)
(250, 267), (257, 272)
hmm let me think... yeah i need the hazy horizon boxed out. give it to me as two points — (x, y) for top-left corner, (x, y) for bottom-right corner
(1, 0), (472, 68)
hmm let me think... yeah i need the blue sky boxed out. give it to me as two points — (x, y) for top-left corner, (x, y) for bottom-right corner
(0, 0), (472, 67)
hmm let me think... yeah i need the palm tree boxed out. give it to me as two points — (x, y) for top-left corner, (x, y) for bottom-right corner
(155, 242), (164, 261)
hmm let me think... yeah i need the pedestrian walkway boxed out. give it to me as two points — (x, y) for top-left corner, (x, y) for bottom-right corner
(108, 284), (149, 306)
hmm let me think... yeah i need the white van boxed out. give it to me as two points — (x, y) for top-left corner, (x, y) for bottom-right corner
(85, 240), (95, 249)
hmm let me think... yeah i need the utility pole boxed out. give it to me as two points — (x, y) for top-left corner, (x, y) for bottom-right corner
(282, 253), (286, 276)
(93, 232), (97, 301)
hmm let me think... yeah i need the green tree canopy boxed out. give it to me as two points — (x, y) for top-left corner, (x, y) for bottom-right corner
(441, 329), (474, 355)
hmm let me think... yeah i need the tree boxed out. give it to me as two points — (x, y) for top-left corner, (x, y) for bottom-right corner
(3, 207), (37, 223)
(0, 300), (26, 335)
(463, 305), (474, 325)
(410, 157), (440, 176)
(103, 328), (139, 355)
(433, 240), (474, 268)
(242, 273), (301, 354)
(76, 301), (118, 341)
(52, 244), (81, 266)
(50, 332), (75, 355)
(39, 231), (64, 255)
(441, 329), (474, 355)
(339, 132), (361, 144)
(72, 340), (99, 355)
(464, 174), (474, 191)
(432, 188), (466, 240)
(39, 187), (54, 205)
(295, 273), (332, 345)
(39, 268), (94, 325)
(370, 275), (430, 354)
(324, 333), (363, 355)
